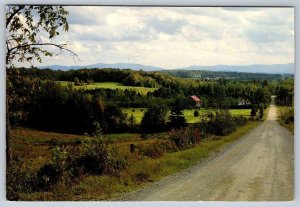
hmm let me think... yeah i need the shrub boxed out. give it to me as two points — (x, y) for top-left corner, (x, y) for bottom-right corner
(7, 158), (36, 200)
(36, 163), (63, 190)
(168, 127), (199, 150)
(134, 171), (151, 183)
(141, 142), (165, 158)
(90, 121), (102, 137)
(141, 103), (168, 133)
(194, 110), (200, 117)
(251, 106), (257, 119)
(192, 127), (201, 144)
(233, 116), (247, 126)
(259, 106), (264, 119)
(74, 77), (81, 86)
(168, 129), (187, 149)
(74, 140), (110, 175)
(169, 104), (186, 129)
(204, 109), (239, 136)
(73, 140), (128, 176)
(279, 107), (294, 124)
(35, 146), (71, 190)
(159, 140), (178, 152)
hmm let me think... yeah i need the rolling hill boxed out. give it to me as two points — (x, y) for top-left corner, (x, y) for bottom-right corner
(39, 63), (294, 74)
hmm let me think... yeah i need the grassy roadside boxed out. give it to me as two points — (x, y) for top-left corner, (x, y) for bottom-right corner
(276, 106), (294, 134)
(21, 121), (258, 201)
(278, 120), (294, 134)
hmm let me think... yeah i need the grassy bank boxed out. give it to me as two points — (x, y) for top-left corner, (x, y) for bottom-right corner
(17, 121), (258, 200)
(277, 106), (294, 134)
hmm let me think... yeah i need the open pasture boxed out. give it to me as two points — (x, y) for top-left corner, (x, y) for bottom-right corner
(123, 108), (251, 124)
(58, 81), (157, 95)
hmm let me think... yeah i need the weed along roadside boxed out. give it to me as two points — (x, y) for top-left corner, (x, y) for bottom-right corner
(277, 106), (294, 134)
(10, 120), (258, 200)
(73, 121), (259, 201)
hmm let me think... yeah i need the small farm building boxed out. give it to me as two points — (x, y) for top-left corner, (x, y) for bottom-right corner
(191, 95), (201, 108)
(238, 99), (251, 106)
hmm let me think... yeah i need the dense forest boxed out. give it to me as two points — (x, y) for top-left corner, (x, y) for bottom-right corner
(160, 69), (292, 80)
(7, 67), (293, 135)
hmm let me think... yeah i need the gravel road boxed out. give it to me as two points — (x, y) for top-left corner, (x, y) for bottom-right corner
(119, 103), (294, 201)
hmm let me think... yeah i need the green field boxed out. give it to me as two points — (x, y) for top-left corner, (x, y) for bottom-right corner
(58, 81), (157, 95)
(123, 108), (251, 124)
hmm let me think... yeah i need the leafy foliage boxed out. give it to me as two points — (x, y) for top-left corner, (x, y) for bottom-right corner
(6, 6), (77, 66)
(169, 99), (187, 129)
(141, 102), (168, 133)
(168, 126), (201, 149)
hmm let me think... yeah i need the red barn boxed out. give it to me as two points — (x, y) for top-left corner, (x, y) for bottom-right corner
(191, 95), (201, 108)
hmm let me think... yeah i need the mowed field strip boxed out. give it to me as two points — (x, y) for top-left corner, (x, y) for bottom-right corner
(58, 81), (157, 95)
(123, 108), (251, 124)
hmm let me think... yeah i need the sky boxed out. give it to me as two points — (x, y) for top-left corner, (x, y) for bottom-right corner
(14, 6), (295, 69)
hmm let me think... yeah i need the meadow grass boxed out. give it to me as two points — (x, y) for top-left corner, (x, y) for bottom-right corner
(11, 108), (256, 201)
(58, 81), (156, 95)
(277, 106), (294, 134)
(65, 121), (258, 200)
(123, 108), (251, 124)
(15, 121), (258, 200)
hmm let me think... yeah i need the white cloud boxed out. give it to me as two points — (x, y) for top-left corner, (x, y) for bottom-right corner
(13, 6), (294, 68)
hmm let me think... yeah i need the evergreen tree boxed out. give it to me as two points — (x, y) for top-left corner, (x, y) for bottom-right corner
(251, 105), (257, 120)
(169, 99), (186, 129)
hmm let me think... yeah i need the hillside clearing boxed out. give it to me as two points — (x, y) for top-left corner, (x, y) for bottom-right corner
(58, 81), (157, 95)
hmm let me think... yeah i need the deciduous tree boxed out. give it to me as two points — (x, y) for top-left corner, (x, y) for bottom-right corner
(6, 5), (77, 66)
(6, 5), (76, 163)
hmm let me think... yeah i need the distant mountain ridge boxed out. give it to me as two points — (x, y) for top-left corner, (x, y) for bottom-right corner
(39, 63), (294, 74)
(178, 63), (294, 74)
(39, 63), (166, 71)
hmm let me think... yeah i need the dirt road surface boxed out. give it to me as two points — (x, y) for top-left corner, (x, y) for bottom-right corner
(121, 104), (294, 201)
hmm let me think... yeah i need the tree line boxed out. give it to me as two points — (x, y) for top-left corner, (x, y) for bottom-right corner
(7, 67), (293, 135)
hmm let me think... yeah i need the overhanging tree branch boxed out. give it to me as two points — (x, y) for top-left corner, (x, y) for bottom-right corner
(9, 43), (78, 58)
(6, 6), (77, 164)
(6, 6), (25, 28)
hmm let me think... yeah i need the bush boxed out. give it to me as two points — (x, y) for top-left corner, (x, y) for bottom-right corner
(36, 163), (63, 190)
(35, 146), (72, 190)
(194, 110), (200, 117)
(141, 103), (168, 133)
(169, 103), (186, 129)
(233, 115), (247, 126)
(140, 142), (165, 158)
(279, 107), (294, 124)
(134, 171), (151, 183)
(168, 126), (200, 150)
(159, 140), (179, 152)
(251, 105), (257, 119)
(7, 158), (36, 200)
(212, 110), (236, 136)
(33, 140), (128, 193)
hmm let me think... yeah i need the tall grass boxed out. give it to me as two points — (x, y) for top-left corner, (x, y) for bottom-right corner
(277, 106), (294, 133)
(15, 121), (258, 200)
